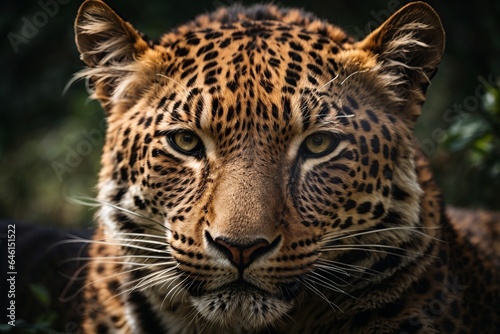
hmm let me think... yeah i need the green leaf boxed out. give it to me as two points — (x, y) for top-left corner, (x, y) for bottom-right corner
(28, 284), (51, 307)
(445, 118), (490, 152)
(0, 323), (13, 332)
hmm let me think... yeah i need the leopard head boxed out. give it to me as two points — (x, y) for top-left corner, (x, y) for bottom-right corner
(75, 1), (444, 331)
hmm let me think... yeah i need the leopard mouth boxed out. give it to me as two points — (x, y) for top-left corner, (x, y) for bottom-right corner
(186, 279), (299, 330)
(184, 277), (302, 302)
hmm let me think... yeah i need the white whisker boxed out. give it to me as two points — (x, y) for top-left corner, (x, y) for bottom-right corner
(308, 270), (351, 291)
(340, 69), (370, 85)
(68, 195), (169, 233)
(301, 278), (342, 312)
(321, 246), (415, 260)
(316, 258), (380, 275)
(321, 225), (441, 244)
(318, 74), (339, 91)
(156, 73), (190, 97)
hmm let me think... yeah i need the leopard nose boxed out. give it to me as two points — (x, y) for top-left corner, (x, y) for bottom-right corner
(205, 231), (281, 269)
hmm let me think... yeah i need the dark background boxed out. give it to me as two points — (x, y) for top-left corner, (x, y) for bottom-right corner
(1, 0), (499, 228)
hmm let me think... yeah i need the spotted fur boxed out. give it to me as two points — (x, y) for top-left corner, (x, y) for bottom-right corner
(74, 1), (500, 333)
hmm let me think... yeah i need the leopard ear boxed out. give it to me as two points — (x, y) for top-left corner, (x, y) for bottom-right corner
(74, 0), (150, 111)
(357, 1), (445, 125)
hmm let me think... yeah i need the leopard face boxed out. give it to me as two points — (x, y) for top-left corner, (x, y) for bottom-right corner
(75, 1), (445, 332)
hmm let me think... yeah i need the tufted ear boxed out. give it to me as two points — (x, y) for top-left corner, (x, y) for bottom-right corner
(74, 0), (150, 111)
(357, 2), (445, 126)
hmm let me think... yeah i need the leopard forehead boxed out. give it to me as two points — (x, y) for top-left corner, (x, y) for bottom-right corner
(144, 22), (348, 110)
(148, 25), (349, 152)
(108, 22), (392, 167)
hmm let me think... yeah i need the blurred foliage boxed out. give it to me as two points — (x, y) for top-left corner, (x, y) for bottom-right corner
(440, 79), (500, 208)
(0, 284), (57, 333)
(0, 0), (499, 228)
(446, 80), (500, 159)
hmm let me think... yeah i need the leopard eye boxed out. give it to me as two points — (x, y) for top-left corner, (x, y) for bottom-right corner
(168, 131), (204, 156)
(302, 132), (337, 157)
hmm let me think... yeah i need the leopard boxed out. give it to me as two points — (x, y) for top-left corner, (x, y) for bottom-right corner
(73, 0), (500, 333)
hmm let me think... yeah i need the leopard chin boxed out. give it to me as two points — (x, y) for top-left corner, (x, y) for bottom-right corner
(192, 288), (293, 331)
